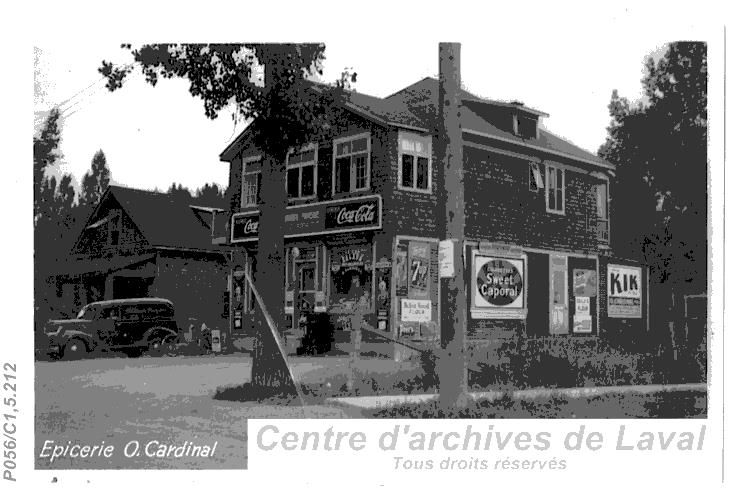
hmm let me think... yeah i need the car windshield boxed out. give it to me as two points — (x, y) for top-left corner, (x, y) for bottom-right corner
(76, 304), (97, 320)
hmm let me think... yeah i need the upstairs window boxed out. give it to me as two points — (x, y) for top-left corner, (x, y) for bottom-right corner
(529, 162), (543, 192)
(286, 146), (317, 200)
(333, 133), (370, 194)
(398, 131), (431, 192)
(595, 183), (609, 220)
(546, 164), (565, 214)
(242, 173), (261, 207)
(241, 157), (262, 208)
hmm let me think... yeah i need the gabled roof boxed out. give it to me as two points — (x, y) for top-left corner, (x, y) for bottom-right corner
(220, 76), (613, 171)
(383, 78), (613, 170)
(84, 186), (225, 253)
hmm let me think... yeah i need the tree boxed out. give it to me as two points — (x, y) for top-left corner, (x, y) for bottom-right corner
(193, 182), (226, 207)
(34, 110), (79, 327)
(80, 149), (111, 208)
(34, 108), (63, 223)
(100, 44), (351, 393)
(599, 42), (707, 332)
(167, 182), (193, 204)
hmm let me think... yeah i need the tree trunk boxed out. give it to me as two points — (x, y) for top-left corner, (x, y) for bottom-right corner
(250, 154), (297, 395)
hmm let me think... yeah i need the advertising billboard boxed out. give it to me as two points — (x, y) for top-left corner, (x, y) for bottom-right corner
(607, 264), (642, 318)
(471, 250), (526, 319)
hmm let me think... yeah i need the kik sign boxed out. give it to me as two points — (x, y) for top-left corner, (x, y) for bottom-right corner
(607, 264), (642, 318)
(231, 195), (382, 242)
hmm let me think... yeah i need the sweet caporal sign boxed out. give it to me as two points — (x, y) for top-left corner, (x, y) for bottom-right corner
(231, 195), (382, 242)
(471, 252), (526, 319)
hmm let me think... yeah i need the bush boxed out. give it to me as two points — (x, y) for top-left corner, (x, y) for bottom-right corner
(468, 337), (683, 390)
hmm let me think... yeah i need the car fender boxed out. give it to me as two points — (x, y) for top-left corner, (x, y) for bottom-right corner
(61, 330), (97, 351)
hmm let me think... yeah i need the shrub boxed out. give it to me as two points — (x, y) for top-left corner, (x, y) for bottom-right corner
(468, 337), (673, 390)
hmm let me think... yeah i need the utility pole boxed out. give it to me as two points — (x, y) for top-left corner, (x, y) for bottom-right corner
(437, 42), (468, 409)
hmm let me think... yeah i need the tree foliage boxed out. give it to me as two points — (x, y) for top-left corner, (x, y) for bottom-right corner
(599, 42), (707, 289)
(194, 182), (226, 207)
(101, 44), (349, 160)
(100, 44), (352, 391)
(34, 109), (80, 325)
(34, 108), (63, 221)
(80, 149), (111, 208)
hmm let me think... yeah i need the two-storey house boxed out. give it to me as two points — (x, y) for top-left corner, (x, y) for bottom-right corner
(216, 77), (649, 355)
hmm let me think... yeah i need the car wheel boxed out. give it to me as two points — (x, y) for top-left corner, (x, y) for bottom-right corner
(149, 334), (177, 357)
(63, 339), (87, 361)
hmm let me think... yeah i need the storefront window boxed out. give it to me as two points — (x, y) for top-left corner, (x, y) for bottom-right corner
(329, 245), (372, 310)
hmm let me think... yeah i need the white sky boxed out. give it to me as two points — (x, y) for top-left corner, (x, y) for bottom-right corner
(29, 2), (724, 194)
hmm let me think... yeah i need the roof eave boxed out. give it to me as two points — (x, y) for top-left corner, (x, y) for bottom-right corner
(462, 127), (615, 172)
(461, 98), (550, 118)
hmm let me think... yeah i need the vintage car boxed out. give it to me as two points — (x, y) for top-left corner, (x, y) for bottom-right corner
(44, 298), (180, 360)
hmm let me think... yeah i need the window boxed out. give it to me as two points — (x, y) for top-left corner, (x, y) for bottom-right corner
(286, 146), (317, 199)
(398, 131), (431, 192)
(333, 134), (370, 194)
(546, 164), (565, 214)
(595, 183), (608, 220)
(242, 173), (261, 207)
(529, 163), (543, 192)
(107, 210), (121, 246)
(241, 157), (262, 208)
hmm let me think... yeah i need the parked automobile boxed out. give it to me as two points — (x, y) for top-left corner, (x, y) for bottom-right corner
(43, 298), (180, 360)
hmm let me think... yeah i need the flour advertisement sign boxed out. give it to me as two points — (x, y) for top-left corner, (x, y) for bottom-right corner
(607, 264), (642, 318)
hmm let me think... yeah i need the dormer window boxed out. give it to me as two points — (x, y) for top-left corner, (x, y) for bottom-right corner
(517, 113), (539, 139)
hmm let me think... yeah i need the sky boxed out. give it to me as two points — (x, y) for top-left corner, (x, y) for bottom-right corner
(31, 2), (722, 195)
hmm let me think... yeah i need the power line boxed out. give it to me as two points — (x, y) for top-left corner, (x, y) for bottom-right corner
(53, 63), (134, 119)
(60, 69), (132, 120)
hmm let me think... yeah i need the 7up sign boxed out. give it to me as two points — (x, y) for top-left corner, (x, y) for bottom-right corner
(607, 264), (642, 318)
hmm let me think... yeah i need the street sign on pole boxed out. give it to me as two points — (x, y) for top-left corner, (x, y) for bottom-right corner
(439, 239), (455, 278)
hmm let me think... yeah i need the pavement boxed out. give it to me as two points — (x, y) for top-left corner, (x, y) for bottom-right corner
(35, 352), (707, 469)
(35, 354), (356, 470)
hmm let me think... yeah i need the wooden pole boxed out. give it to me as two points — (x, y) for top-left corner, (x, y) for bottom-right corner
(437, 42), (468, 409)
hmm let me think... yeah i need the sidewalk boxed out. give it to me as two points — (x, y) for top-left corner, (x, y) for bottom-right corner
(324, 382), (707, 411)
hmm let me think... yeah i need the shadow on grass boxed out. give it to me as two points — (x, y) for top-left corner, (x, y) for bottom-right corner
(213, 383), (303, 405)
(371, 390), (707, 418)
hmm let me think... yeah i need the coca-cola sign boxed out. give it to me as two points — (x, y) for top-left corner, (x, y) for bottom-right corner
(231, 195), (381, 242)
(232, 213), (260, 240)
(326, 198), (380, 230)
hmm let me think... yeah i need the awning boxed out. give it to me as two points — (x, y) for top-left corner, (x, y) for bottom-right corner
(59, 253), (156, 277)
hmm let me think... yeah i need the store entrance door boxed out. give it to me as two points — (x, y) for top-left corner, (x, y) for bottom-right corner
(294, 262), (317, 331)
